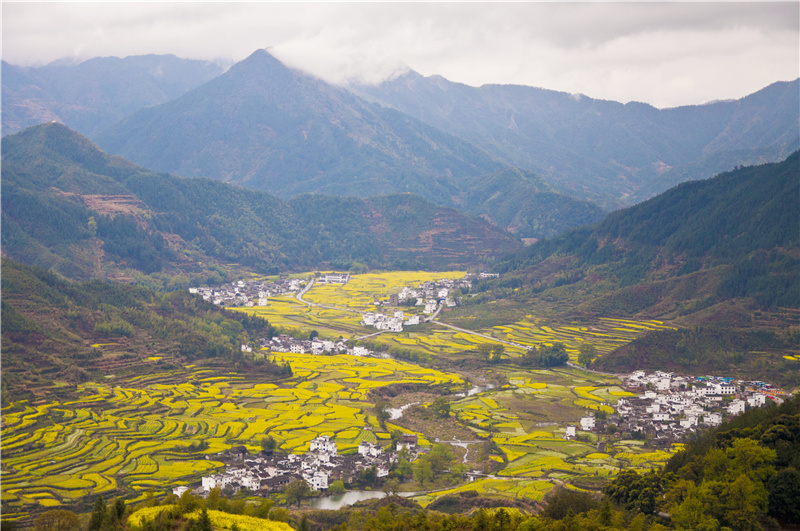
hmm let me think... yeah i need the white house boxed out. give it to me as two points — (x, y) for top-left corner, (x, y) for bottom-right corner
(728, 399), (746, 415)
(406, 315), (420, 325)
(258, 297), (269, 306)
(565, 426), (577, 439)
(717, 384), (736, 395)
(358, 441), (383, 458)
(747, 394), (766, 407)
(173, 486), (190, 497)
(202, 475), (220, 491)
(309, 435), (337, 456)
(352, 346), (369, 357)
(653, 412), (671, 422)
(580, 416), (595, 431)
(241, 475), (260, 491)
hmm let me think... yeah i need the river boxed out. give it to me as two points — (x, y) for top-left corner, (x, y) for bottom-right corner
(309, 490), (416, 511)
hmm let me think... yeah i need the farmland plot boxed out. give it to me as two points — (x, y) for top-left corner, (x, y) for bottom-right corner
(1, 356), (462, 516)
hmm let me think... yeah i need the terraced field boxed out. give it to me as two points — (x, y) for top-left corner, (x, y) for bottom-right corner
(235, 273), (673, 365)
(414, 366), (678, 505)
(0, 356), (462, 517)
(305, 272), (465, 310)
(3, 272), (682, 518)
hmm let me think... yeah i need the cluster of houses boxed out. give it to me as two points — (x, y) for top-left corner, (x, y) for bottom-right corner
(360, 310), (421, 333)
(362, 276), (480, 332)
(192, 434), (419, 496)
(188, 273), (352, 308)
(260, 334), (379, 357)
(566, 370), (774, 447)
(189, 278), (308, 307)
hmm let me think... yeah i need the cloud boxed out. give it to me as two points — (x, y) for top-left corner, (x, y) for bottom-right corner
(2, 2), (797, 108)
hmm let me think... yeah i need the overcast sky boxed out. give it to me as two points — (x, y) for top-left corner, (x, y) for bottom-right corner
(3, 2), (798, 108)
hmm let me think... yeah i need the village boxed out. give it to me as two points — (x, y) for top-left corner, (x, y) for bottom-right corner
(571, 370), (780, 449)
(169, 369), (781, 500)
(172, 434), (421, 499)
(189, 272), (486, 335)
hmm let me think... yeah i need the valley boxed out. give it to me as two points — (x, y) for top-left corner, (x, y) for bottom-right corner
(2, 270), (788, 527)
(1, 25), (798, 529)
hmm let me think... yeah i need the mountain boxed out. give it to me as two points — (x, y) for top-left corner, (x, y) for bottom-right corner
(491, 152), (799, 316)
(95, 49), (505, 206)
(1, 123), (520, 282)
(2, 55), (225, 137)
(352, 72), (800, 208)
(455, 167), (605, 240)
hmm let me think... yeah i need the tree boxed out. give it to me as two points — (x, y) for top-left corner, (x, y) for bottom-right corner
(33, 510), (80, 531)
(489, 344), (506, 364)
(374, 400), (391, 429)
(427, 444), (454, 474)
(383, 478), (400, 496)
(206, 486), (221, 510)
(260, 434), (277, 452)
(328, 479), (346, 495)
(284, 479), (311, 507)
(477, 344), (492, 362)
(767, 467), (800, 523)
(430, 397), (450, 419)
(578, 343), (597, 367)
(88, 496), (107, 531)
(395, 458), (413, 480)
(413, 459), (433, 487)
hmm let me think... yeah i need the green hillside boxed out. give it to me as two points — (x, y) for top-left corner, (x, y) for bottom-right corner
(1, 123), (520, 283)
(457, 154), (800, 385)
(0, 259), (284, 401)
(493, 152), (799, 312)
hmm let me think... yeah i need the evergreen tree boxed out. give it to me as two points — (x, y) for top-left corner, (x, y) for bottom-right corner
(88, 495), (107, 531)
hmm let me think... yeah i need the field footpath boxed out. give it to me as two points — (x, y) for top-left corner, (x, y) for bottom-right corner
(431, 320), (531, 351)
(296, 279), (360, 313)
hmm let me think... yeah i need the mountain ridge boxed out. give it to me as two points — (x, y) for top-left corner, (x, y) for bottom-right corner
(2, 123), (521, 283)
(352, 70), (800, 208)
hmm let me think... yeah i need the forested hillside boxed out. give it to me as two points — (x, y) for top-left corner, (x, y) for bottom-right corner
(1, 123), (519, 283)
(492, 153), (799, 311)
(1, 259), (285, 401)
(95, 49), (504, 204)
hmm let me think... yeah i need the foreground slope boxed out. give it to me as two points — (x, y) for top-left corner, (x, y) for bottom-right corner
(2, 123), (519, 281)
(354, 72), (799, 208)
